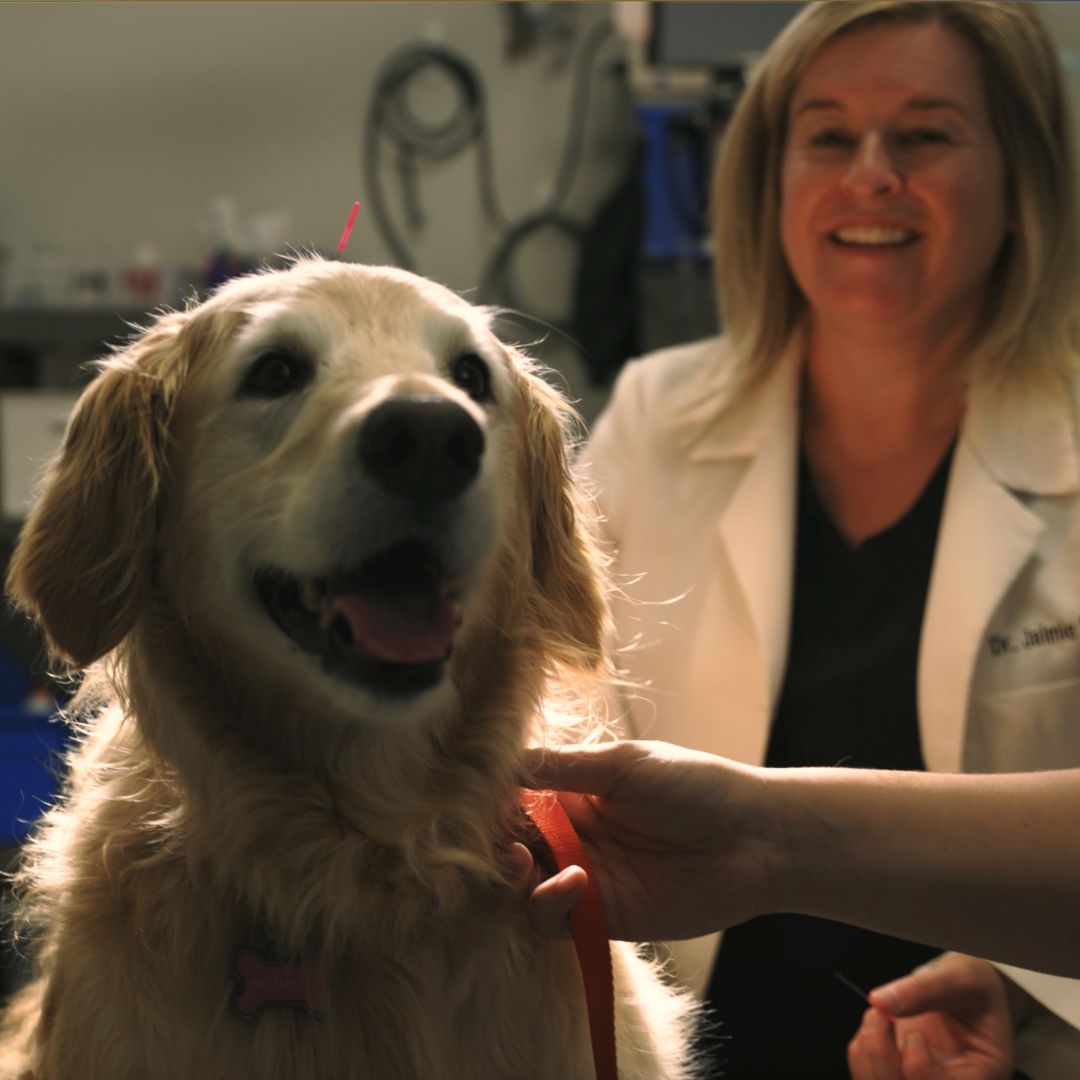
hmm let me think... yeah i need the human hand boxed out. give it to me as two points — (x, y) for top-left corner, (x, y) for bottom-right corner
(847, 954), (1015, 1080)
(519, 740), (775, 942)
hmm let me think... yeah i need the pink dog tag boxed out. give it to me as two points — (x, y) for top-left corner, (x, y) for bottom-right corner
(232, 948), (328, 1019)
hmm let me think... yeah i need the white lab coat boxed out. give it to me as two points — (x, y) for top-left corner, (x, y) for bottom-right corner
(583, 331), (1080, 1074)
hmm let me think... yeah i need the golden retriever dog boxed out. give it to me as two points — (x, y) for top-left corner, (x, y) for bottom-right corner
(0, 259), (695, 1080)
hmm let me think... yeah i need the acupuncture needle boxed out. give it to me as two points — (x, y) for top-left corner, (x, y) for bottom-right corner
(337, 200), (360, 254)
(833, 970), (870, 1003)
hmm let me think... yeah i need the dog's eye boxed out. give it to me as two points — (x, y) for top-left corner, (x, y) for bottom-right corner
(239, 348), (313, 399)
(450, 352), (493, 403)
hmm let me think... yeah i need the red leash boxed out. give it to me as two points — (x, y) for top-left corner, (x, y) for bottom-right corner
(522, 790), (618, 1080)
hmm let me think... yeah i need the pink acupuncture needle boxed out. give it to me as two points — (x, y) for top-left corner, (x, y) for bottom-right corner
(337, 200), (360, 254)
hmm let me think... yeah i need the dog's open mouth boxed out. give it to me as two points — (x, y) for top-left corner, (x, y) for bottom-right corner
(255, 541), (461, 695)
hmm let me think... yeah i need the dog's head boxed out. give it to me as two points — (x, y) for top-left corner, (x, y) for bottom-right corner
(7, 260), (607, 723)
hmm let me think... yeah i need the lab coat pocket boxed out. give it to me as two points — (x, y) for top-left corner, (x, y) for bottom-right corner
(966, 676), (1080, 772)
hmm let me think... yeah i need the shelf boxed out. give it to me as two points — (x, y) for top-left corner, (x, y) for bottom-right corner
(0, 308), (148, 351)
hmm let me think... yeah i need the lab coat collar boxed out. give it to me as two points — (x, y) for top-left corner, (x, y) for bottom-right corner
(918, 438), (1046, 772)
(918, 370), (1080, 771)
(676, 333), (803, 712)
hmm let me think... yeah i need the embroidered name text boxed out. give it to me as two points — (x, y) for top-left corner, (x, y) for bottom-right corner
(988, 620), (1078, 657)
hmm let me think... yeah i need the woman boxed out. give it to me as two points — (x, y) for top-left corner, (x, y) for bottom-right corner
(582, 2), (1080, 1076)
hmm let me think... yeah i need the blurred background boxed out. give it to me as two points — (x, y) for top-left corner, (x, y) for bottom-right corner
(3, 0), (1080, 990)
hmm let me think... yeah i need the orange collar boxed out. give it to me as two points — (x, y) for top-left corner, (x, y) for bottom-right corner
(522, 789), (618, 1080)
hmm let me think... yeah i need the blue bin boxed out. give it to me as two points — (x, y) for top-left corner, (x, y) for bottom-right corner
(637, 104), (712, 261)
(0, 706), (70, 845)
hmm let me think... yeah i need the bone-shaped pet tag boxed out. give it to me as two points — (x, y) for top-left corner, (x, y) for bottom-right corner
(232, 948), (328, 1019)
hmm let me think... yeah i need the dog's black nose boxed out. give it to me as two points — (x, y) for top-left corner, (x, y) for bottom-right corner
(360, 395), (485, 500)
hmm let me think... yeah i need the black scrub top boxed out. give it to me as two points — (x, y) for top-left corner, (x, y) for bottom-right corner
(701, 444), (954, 1078)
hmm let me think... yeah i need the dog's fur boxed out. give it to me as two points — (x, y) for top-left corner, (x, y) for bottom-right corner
(0, 260), (694, 1079)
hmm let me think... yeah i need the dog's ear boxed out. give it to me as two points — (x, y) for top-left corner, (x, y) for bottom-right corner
(519, 364), (609, 671)
(6, 313), (190, 669)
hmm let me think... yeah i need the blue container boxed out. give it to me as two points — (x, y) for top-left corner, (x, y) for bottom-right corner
(637, 104), (712, 261)
(0, 705), (70, 845)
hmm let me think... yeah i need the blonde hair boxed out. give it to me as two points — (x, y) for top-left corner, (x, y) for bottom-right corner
(712, 1), (1080, 391)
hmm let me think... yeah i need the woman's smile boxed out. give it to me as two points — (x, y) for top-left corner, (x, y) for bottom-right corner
(829, 225), (919, 247)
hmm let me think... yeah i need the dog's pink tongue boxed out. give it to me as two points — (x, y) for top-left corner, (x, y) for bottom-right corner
(324, 592), (459, 664)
